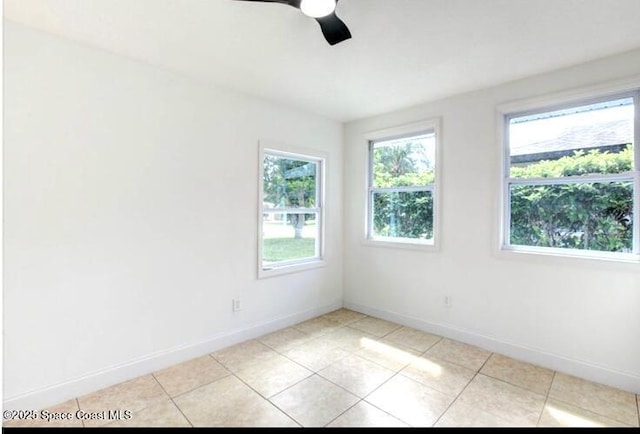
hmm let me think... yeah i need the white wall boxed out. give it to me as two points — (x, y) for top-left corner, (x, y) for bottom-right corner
(3, 21), (343, 409)
(343, 49), (640, 394)
(5, 18), (640, 411)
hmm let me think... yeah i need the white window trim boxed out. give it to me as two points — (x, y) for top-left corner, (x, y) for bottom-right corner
(258, 141), (327, 278)
(363, 119), (442, 251)
(497, 84), (640, 263)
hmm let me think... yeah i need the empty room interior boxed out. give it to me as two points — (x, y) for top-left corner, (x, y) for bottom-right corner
(4, 0), (640, 428)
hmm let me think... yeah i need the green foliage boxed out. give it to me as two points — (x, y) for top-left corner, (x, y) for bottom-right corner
(373, 191), (433, 239)
(264, 155), (317, 238)
(372, 143), (434, 239)
(373, 143), (435, 187)
(510, 147), (634, 252)
(511, 147), (633, 178)
(263, 156), (316, 208)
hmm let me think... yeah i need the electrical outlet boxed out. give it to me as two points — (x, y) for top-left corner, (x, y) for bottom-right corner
(232, 298), (242, 312)
(444, 295), (452, 308)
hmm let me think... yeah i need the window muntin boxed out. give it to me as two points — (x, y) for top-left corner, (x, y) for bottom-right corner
(261, 150), (323, 272)
(504, 93), (639, 258)
(368, 131), (436, 243)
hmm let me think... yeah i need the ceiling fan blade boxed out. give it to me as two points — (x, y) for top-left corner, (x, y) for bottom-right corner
(232, 0), (300, 6)
(315, 12), (351, 45)
(233, 0), (350, 46)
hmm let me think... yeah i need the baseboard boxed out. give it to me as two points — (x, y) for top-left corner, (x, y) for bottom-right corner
(344, 301), (640, 395)
(3, 300), (343, 411)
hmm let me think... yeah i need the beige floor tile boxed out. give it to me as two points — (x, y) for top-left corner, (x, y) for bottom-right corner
(400, 354), (476, 396)
(293, 316), (342, 337)
(539, 399), (632, 427)
(356, 339), (421, 372)
(548, 372), (638, 426)
(27, 313), (637, 429)
(318, 353), (395, 398)
(283, 338), (352, 372)
(480, 353), (554, 395)
(106, 399), (191, 427)
(382, 326), (441, 352)
(234, 353), (312, 397)
(153, 355), (229, 397)
(327, 401), (409, 427)
(348, 317), (401, 337)
(450, 374), (545, 426)
(78, 375), (168, 427)
(257, 327), (313, 352)
(426, 338), (491, 371)
(365, 374), (456, 427)
(270, 375), (359, 427)
(313, 326), (375, 353)
(322, 309), (367, 325)
(435, 401), (518, 427)
(3, 399), (83, 428)
(211, 339), (279, 372)
(174, 375), (297, 427)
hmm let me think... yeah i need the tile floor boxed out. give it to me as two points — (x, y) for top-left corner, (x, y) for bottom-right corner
(5, 309), (640, 428)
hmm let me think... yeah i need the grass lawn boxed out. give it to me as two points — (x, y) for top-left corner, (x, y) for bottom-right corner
(263, 237), (315, 262)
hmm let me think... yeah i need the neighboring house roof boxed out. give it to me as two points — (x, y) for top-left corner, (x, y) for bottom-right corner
(511, 119), (633, 164)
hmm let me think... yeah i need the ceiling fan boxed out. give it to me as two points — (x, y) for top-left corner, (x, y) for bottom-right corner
(233, 0), (351, 46)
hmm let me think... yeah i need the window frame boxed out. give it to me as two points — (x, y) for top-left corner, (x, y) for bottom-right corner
(364, 119), (442, 250)
(500, 89), (640, 262)
(258, 142), (326, 278)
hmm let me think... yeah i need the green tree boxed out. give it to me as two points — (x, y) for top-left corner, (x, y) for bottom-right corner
(510, 147), (634, 252)
(372, 142), (435, 239)
(263, 156), (316, 239)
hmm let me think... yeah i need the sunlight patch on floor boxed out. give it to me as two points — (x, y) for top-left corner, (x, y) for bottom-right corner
(546, 405), (603, 427)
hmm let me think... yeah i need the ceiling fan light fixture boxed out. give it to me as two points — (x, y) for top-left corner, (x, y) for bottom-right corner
(300, 0), (336, 18)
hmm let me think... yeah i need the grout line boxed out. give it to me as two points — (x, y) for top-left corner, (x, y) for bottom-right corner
(263, 373), (338, 427)
(168, 373), (232, 401)
(431, 361), (482, 428)
(477, 352), (492, 372)
(357, 396), (412, 427)
(227, 363), (312, 403)
(536, 371), (556, 427)
(544, 372), (637, 427)
(66, 310), (637, 428)
(315, 369), (406, 426)
(359, 370), (410, 424)
(322, 398), (364, 427)
(150, 373), (194, 428)
(476, 353), (555, 398)
(75, 398), (85, 428)
(257, 377), (303, 428)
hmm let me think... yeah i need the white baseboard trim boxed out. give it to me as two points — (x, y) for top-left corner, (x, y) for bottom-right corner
(3, 300), (343, 411)
(344, 301), (640, 395)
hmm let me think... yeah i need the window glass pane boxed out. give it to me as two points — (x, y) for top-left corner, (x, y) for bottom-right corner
(263, 155), (317, 208)
(510, 181), (633, 252)
(372, 190), (433, 240)
(372, 133), (435, 188)
(509, 98), (634, 178)
(262, 212), (318, 264)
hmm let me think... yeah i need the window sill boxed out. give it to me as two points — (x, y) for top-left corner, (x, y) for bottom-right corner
(363, 237), (438, 252)
(258, 259), (326, 279)
(497, 245), (640, 268)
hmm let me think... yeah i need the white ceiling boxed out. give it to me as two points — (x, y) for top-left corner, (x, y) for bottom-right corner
(6, 0), (640, 122)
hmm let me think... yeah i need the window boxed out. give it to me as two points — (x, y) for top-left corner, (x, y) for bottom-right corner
(259, 144), (324, 276)
(502, 91), (639, 260)
(367, 121), (439, 246)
